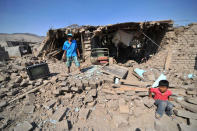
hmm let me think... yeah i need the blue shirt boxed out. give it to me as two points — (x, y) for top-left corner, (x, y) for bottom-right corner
(62, 40), (78, 57)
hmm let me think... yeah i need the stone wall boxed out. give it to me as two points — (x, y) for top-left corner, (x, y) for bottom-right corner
(171, 23), (197, 74)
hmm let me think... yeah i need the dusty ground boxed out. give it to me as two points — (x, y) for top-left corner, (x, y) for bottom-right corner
(0, 53), (197, 131)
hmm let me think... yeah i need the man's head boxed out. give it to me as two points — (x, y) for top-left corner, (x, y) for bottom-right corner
(67, 33), (73, 41)
(158, 80), (169, 93)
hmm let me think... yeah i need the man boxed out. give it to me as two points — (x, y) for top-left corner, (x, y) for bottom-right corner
(62, 33), (80, 73)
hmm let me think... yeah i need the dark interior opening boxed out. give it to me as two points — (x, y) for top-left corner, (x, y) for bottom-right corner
(91, 24), (167, 64)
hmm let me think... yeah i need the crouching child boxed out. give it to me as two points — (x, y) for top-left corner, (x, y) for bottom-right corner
(149, 80), (174, 119)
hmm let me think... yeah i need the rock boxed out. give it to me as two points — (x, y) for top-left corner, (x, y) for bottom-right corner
(43, 100), (56, 109)
(85, 86), (91, 91)
(34, 79), (43, 86)
(186, 88), (197, 95)
(15, 76), (22, 83)
(59, 81), (68, 87)
(71, 86), (79, 92)
(119, 104), (130, 114)
(82, 80), (89, 87)
(89, 80), (98, 88)
(186, 97), (197, 105)
(20, 79), (29, 87)
(136, 91), (148, 97)
(178, 123), (197, 131)
(50, 107), (68, 123)
(78, 108), (91, 120)
(23, 105), (35, 114)
(88, 89), (97, 97)
(177, 101), (197, 113)
(51, 76), (58, 83)
(56, 120), (69, 130)
(112, 113), (129, 128)
(189, 119), (197, 126)
(26, 93), (36, 103)
(125, 90), (135, 96)
(84, 95), (94, 103)
(0, 101), (7, 108)
(14, 121), (32, 131)
(174, 109), (197, 120)
(60, 86), (70, 92)
(143, 97), (155, 108)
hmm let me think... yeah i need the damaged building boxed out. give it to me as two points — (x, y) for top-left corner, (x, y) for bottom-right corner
(34, 20), (197, 74)
(1, 20), (197, 131)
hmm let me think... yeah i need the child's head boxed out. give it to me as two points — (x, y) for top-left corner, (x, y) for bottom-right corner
(158, 80), (169, 93)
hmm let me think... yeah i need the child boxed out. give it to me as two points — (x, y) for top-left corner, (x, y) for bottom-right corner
(149, 80), (174, 119)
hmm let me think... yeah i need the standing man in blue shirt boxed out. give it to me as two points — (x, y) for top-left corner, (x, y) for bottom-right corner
(62, 33), (80, 73)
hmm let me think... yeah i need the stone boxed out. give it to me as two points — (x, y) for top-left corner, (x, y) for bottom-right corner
(103, 65), (128, 79)
(88, 89), (97, 97)
(85, 86), (91, 91)
(112, 113), (129, 128)
(125, 90), (135, 96)
(56, 120), (69, 130)
(186, 97), (197, 105)
(136, 91), (148, 96)
(177, 101), (197, 113)
(26, 93), (36, 103)
(71, 86), (79, 92)
(14, 121), (32, 131)
(51, 107), (68, 122)
(23, 105), (35, 114)
(34, 79), (43, 86)
(51, 76), (58, 83)
(89, 80), (98, 88)
(20, 79), (29, 87)
(179, 123), (197, 131)
(43, 100), (56, 109)
(84, 95), (94, 104)
(189, 119), (197, 126)
(82, 80), (89, 87)
(15, 76), (22, 83)
(59, 81), (68, 87)
(0, 101), (7, 108)
(174, 109), (197, 120)
(76, 82), (84, 90)
(119, 104), (130, 114)
(143, 97), (155, 108)
(78, 108), (91, 120)
(60, 86), (70, 92)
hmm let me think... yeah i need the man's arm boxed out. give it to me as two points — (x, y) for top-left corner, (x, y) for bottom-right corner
(168, 96), (174, 101)
(63, 50), (66, 59)
(149, 88), (153, 99)
(77, 48), (80, 57)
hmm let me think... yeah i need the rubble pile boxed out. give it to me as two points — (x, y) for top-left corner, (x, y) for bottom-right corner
(0, 21), (197, 131)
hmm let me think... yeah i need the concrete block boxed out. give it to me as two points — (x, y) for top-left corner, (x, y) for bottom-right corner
(43, 100), (56, 109)
(23, 105), (35, 114)
(174, 109), (197, 120)
(82, 80), (89, 87)
(14, 121), (32, 131)
(89, 80), (97, 88)
(179, 123), (197, 131)
(78, 108), (91, 120)
(5, 46), (21, 57)
(51, 107), (68, 122)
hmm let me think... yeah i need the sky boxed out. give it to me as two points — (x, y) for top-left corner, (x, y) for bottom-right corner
(0, 0), (197, 36)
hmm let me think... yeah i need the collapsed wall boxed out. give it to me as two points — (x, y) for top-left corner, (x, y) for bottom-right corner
(171, 23), (197, 73)
(35, 20), (173, 62)
(34, 20), (197, 74)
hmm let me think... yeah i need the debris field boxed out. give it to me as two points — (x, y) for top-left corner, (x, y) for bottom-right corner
(0, 21), (197, 131)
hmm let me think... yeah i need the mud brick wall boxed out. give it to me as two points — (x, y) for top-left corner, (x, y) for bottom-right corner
(170, 24), (197, 74)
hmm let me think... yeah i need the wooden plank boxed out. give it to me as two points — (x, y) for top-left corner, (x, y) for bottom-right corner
(119, 79), (152, 87)
(115, 85), (148, 92)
